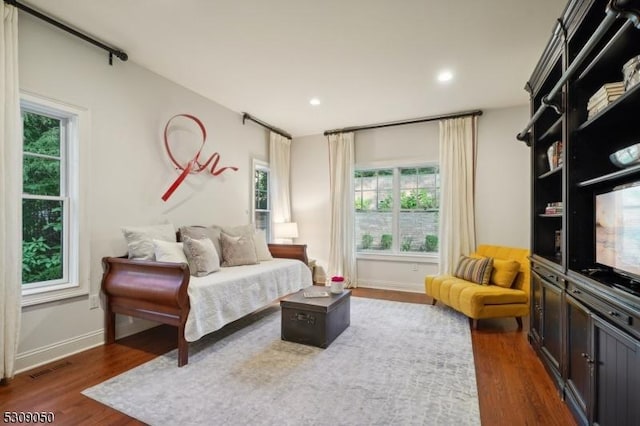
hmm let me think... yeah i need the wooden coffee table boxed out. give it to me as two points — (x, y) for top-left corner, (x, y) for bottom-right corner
(280, 288), (351, 348)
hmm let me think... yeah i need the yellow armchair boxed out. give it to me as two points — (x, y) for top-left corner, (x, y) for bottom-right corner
(425, 245), (530, 329)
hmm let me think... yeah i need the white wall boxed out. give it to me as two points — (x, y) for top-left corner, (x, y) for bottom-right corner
(291, 106), (531, 293)
(476, 106), (531, 248)
(16, 14), (269, 372)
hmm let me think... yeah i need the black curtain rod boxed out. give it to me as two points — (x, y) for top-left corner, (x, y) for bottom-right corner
(323, 109), (483, 136)
(242, 113), (292, 139)
(5, 0), (128, 65)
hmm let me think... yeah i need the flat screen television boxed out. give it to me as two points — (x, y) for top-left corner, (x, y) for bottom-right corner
(595, 182), (640, 281)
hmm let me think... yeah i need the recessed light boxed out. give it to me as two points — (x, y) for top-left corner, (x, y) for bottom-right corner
(309, 98), (321, 106)
(437, 70), (454, 83)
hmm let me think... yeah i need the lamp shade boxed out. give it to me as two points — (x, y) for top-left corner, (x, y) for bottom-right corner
(274, 222), (299, 239)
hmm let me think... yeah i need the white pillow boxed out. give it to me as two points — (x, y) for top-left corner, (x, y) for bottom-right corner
(153, 240), (188, 264)
(254, 230), (273, 261)
(121, 223), (176, 260)
(183, 237), (221, 276)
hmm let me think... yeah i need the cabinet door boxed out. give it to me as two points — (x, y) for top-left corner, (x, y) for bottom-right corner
(592, 315), (640, 426)
(531, 268), (563, 384)
(542, 279), (563, 374)
(565, 294), (591, 426)
(530, 271), (543, 344)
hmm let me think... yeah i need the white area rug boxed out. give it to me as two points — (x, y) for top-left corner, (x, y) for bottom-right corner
(83, 297), (480, 425)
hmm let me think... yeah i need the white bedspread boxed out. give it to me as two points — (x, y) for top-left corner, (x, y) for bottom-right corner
(184, 258), (312, 342)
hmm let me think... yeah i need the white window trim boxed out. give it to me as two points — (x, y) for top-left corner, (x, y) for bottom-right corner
(20, 91), (91, 307)
(355, 159), (439, 259)
(251, 158), (271, 242)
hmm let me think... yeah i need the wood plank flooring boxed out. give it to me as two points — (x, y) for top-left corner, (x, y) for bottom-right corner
(1, 288), (576, 425)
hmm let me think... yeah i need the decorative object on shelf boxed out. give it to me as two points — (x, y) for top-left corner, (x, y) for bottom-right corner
(330, 276), (345, 294)
(161, 114), (239, 202)
(546, 140), (563, 171)
(587, 82), (624, 118)
(609, 142), (640, 168)
(622, 55), (640, 91)
(545, 202), (563, 215)
(554, 230), (562, 257)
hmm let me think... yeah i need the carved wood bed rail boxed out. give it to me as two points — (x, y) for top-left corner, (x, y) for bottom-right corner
(101, 244), (309, 367)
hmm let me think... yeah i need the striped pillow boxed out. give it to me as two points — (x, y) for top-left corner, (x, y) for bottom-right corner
(454, 255), (493, 285)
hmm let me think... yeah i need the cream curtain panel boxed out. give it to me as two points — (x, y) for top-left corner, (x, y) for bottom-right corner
(327, 132), (357, 287)
(1, 2), (22, 384)
(269, 131), (292, 240)
(438, 116), (478, 274)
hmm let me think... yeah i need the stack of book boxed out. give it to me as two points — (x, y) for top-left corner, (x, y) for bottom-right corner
(547, 141), (563, 171)
(545, 202), (563, 215)
(587, 82), (625, 118)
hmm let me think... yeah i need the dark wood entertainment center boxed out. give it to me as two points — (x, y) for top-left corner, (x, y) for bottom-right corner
(521, 1), (640, 424)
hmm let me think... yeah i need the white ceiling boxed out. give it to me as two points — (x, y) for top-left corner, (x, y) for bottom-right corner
(24, 0), (566, 137)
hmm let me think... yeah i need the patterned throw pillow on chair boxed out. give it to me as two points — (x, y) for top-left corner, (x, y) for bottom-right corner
(454, 255), (494, 285)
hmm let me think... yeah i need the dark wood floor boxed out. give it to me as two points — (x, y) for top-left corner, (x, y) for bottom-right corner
(1, 288), (576, 426)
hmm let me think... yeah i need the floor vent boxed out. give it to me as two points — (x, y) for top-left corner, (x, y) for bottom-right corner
(29, 361), (72, 379)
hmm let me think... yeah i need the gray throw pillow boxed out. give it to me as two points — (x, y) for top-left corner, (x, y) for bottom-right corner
(183, 237), (221, 276)
(220, 232), (258, 267)
(179, 225), (222, 259)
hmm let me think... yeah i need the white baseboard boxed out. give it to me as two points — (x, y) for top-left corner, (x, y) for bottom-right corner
(356, 279), (423, 293)
(15, 329), (104, 374)
(15, 317), (158, 374)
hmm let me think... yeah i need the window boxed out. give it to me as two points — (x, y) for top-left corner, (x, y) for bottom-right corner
(355, 165), (439, 255)
(253, 160), (271, 241)
(20, 92), (89, 306)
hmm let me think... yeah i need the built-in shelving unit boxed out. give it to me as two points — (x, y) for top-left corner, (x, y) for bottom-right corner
(522, 1), (640, 425)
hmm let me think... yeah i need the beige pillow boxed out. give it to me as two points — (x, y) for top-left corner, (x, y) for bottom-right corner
(153, 240), (188, 264)
(254, 230), (273, 261)
(179, 225), (222, 258)
(220, 232), (258, 267)
(183, 237), (221, 276)
(222, 224), (255, 237)
(121, 223), (176, 260)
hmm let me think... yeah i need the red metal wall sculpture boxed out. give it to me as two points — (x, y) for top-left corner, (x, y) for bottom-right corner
(161, 114), (238, 201)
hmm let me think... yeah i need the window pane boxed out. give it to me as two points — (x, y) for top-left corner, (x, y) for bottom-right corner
(356, 165), (439, 254)
(377, 190), (393, 210)
(22, 199), (64, 284)
(399, 211), (439, 253)
(356, 211), (393, 251)
(254, 169), (268, 210)
(255, 211), (270, 239)
(23, 155), (61, 196)
(378, 173), (393, 190)
(22, 111), (60, 156)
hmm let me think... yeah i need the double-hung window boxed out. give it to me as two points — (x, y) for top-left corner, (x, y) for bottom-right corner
(253, 159), (271, 241)
(20, 93), (89, 305)
(355, 165), (439, 255)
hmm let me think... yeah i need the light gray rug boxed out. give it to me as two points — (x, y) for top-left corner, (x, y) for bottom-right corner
(83, 297), (480, 425)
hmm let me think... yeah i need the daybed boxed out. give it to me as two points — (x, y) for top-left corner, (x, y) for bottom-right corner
(101, 243), (312, 367)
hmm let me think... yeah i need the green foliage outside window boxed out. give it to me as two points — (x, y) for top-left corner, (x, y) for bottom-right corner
(424, 234), (439, 252)
(381, 234), (392, 250)
(22, 111), (63, 284)
(361, 233), (373, 249)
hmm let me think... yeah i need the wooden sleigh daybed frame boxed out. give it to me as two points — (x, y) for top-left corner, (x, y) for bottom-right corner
(101, 244), (309, 367)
